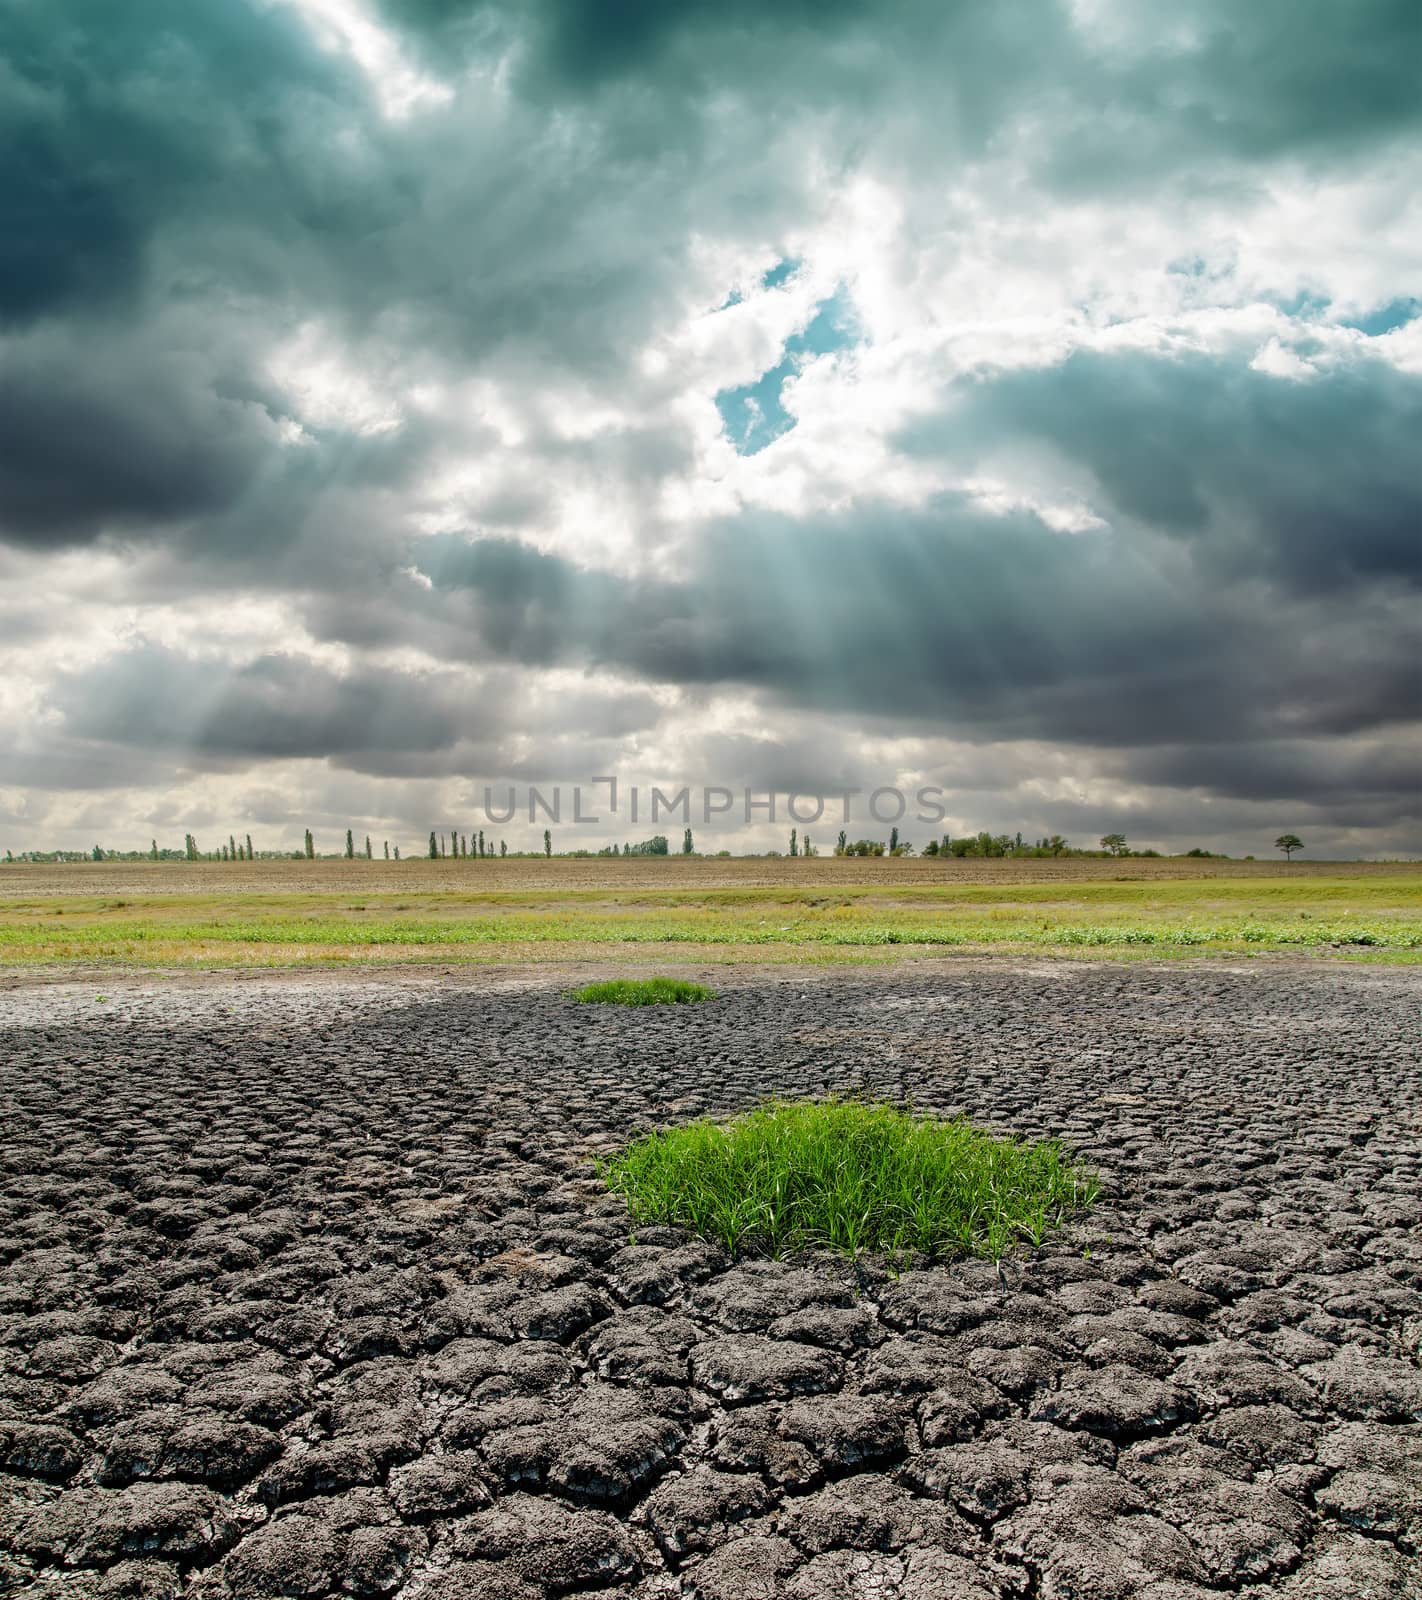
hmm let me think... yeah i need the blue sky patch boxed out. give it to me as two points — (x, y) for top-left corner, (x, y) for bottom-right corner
(1267, 289), (1333, 321)
(1339, 297), (1419, 336)
(760, 257), (801, 290)
(716, 284), (859, 455)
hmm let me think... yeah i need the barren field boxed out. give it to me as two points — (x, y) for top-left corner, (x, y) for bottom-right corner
(1, 858), (1419, 969)
(2, 961), (1419, 1597)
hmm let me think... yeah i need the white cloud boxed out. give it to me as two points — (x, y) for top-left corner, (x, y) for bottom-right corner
(274, 0), (453, 120)
(1250, 336), (1318, 380)
(267, 321), (408, 437)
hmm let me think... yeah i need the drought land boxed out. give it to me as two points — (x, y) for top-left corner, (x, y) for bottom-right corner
(2, 962), (1419, 1597)
(0, 856), (1419, 972)
(3, 860), (1420, 1598)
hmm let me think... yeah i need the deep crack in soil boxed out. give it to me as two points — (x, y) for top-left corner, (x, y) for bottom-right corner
(0, 962), (1419, 1598)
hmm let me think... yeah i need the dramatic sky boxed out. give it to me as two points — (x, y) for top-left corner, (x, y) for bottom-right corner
(2, 0), (1419, 856)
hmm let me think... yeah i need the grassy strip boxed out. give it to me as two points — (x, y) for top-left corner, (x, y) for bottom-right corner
(3, 870), (1418, 967)
(4, 941), (1420, 970)
(1, 915), (1416, 951)
(8, 876), (1416, 913)
(573, 977), (715, 1005)
(603, 1098), (1098, 1261)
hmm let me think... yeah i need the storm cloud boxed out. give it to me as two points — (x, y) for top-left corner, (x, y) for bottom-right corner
(920, 350), (1422, 593)
(1, 0), (1419, 854)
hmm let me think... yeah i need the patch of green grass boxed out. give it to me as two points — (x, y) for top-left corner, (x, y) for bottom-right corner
(572, 976), (717, 1005)
(602, 1098), (1098, 1260)
(1, 867), (1417, 967)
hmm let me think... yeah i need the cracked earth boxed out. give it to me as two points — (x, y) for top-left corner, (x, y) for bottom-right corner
(1, 961), (1419, 1599)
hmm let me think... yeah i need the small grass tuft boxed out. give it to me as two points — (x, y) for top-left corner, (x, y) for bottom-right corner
(572, 976), (717, 1006)
(603, 1097), (1098, 1261)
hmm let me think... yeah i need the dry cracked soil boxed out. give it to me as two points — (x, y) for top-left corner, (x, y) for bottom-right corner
(0, 962), (1419, 1600)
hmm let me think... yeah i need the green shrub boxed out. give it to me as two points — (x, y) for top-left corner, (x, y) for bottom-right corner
(572, 977), (716, 1006)
(603, 1097), (1097, 1260)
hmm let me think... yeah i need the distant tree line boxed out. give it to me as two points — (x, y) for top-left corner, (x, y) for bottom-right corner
(592, 835), (670, 856)
(13, 829), (393, 863)
(818, 829), (1309, 862)
(913, 831), (1141, 859)
(425, 830), (510, 858)
(2, 829), (1312, 863)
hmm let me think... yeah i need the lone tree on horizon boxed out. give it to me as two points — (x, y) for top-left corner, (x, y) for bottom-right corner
(1275, 833), (1304, 862)
(544, 828), (552, 857)
(345, 829), (355, 859)
(428, 831), (438, 860)
(304, 829), (314, 860)
(1100, 833), (1128, 856)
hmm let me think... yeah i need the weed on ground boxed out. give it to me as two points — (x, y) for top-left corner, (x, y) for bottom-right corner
(603, 1097), (1098, 1260)
(573, 977), (717, 1005)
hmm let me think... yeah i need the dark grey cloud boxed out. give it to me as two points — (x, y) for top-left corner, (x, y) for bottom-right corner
(2, 643), (665, 791)
(381, 0), (1422, 168)
(1114, 737), (1422, 810)
(1112, 0), (1422, 162)
(57, 645), (480, 765)
(911, 350), (1422, 594)
(413, 487), (1420, 750)
(0, 0), (358, 328)
(0, 338), (281, 545)
(527, 0), (865, 85)
(1, 125), (145, 326)
(381, 0), (891, 88)
(0, 1), (392, 554)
